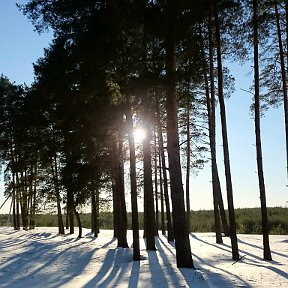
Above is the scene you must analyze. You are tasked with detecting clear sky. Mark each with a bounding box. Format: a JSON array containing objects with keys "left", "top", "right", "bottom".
[{"left": 0, "top": 0, "right": 287, "bottom": 214}]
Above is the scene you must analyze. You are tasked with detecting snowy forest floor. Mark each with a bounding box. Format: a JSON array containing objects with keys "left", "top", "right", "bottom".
[{"left": 0, "top": 227, "right": 287, "bottom": 287}]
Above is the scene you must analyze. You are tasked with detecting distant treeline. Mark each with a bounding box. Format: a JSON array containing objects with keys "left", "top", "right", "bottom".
[{"left": 0, "top": 207, "right": 287, "bottom": 235}]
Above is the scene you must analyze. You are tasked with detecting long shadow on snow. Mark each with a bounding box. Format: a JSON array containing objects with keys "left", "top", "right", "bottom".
[
  {"left": 237, "top": 237, "right": 288, "bottom": 259},
  {"left": 0, "top": 233, "right": 115, "bottom": 288},
  {"left": 208, "top": 236, "right": 285, "bottom": 265},
  {"left": 148, "top": 249, "right": 174, "bottom": 288},
  {"left": 1, "top": 239, "right": 92, "bottom": 287},
  {"left": 190, "top": 234, "right": 251, "bottom": 287},
  {"left": 156, "top": 237, "right": 209, "bottom": 287},
  {"left": 161, "top": 233, "right": 251, "bottom": 287},
  {"left": 82, "top": 247, "right": 136, "bottom": 288},
  {"left": 0, "top": 232, "right": 75, "bottom": 268},
  {"left": 190, "top": 233, "right": 288, "bottom": 287},
  {"left": 190, "top": 234, "right": 264, "bottom": 264}
]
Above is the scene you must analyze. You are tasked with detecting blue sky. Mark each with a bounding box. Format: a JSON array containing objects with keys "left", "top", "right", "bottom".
[
  {"left": 0, "top": 0, "right": 287, "bottom": 214},
  {"left": 0, "top": 0, "right": 53, "bottom": 85}
]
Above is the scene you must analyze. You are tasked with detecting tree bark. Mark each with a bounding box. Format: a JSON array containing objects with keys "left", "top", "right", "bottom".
[
  {"left": 156, "top": 94, "right": 174, "bottom": 241},
  {"left": 112, "top": 135, "right": 129, "bottom": 248},
  {"left": 112, "top": 175, "right": 118, "bottom": 238},
  {"left": 91, "top": 185, "right": 100, "bottom": 237},
  {"left": 29, "top": 167, "right": 37, "bottom": 230},
  {"left": 185, "top": 102, "right": 191, "bottom": 232},
  {"left": 91, "top": 188, "right": 97, "bottom": 236},
  {"left": 253, "top": 0, "right": 272, "bottom": 260},
  {"left": 158, "top": 152, "right": 166, "bottom": 235},
  {"left": 52, "top": 153, "right": 64, "bottom": 235},
  {"left": 202, "top": 32, "right": 222, "bottom": 243},
  {"left": 143, "top": 127, "right": 157, "bottom": 250},
  {"left": 95, "top": 186, "right": 100, "bottom": 236},
  {"left": 165, "top": 6, "right": 194, "bottom": 267},
  {"left": 154, "top": 129, "right": 159, "bottom": 235},
  {"left": 127, "top": 108, "right": 141, "bottom": 261},
  {"left": 213, "top": 2, "right": 239, "bottom": 259},
  {"left": 74, "top": 208, "right": 82, "bottom": 238},
  {"left": 67, "top": 188, "right": 74, "bottom": 235}
]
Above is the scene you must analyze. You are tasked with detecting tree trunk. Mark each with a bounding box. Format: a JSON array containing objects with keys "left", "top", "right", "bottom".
[
  {"left": 12, "top": 188, "right": 17, "bottom": 230},
  {"left": 29, "top": 169, "right": 37, "bottom": 230},
  {"left": 159, "top": 153, "right": 166, "bottom": 235},
  {"left": 202, "top": 32, "right": 222, "bottom": 243},
  {"left": 91, "top": 189, "right": 96, "bottom": 234},
  {"left": 207, "top": 20, "right": 230, "bottom": 237},
  {"left": 253, "top": 0, "right": 272, "bottom": 260},
  {"left": 65, "top": 207, "right": 69, "bottom": 230},
  {"left": 16, "top": 188, "right": 20, "bottom": 230},
  {"left": 112, "top": 176, "right": 118, "bottom": 238},
  {"left": 165, "top": 8, "right": 194, "bottom": 268},
  {"left": 156, "top": 94, "right": 174, "bottom": 241},
  {"left": 52, "top": 153, "right": 64, "bottom": 235},
  {"left": 74, "top": 208, "right": 82, "bottom": 238},
  {"left": 16, "top": 171, "right": 28, "bottom": 231},
  {"left": 91, "top": 186, "right": 99, "bottom": 237},
  {"left": 113, "top": 136, "right": 129, "bottom": 248},
  {"left": 127, "top": 108, "right": 140, "bottom": 261},
  {"left": 213, "top": 2, "right": 239, "bottom": 259},
  {"left": 154, "top": 129, "right": 159, "bottom": 236},
  {"left": 95, "top": 187, "right": 100, "bottom": 236},
  {"left": 285, "top": 2, "right": 288, "bottom": 177},
  {"left": 185, "top": 102, "right": 191, "bottom": 232},
  {"left": 141, "top": 19, "right": 157, "bottom": 248},
  {"left": 67, "top": 188, "right": 74, "bottom": 234},
  {"left": 12, "top": 172, "right": 18, "bottom": 230},
  {"left": 143, "top": 127, "right": 157, "bottom": 250}
]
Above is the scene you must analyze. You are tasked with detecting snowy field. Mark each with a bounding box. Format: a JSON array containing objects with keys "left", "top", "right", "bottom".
[{"left": 0, "top": 227, "right": 287, "bottom": 287}]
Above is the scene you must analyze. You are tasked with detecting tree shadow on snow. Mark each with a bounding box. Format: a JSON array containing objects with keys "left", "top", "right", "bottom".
[
  {"left": 82, "top": 248, "right": 137, "bottom": 288},
  {"left": 189, "top": 233, "right": 252, "bottom": 287},
  {"left": 0, "top": 234, "right": 117, "bottom": 288},
  {"left": 237, "top": 238, "right": 288, "bottom": 259},
  {"left": 148, "top": 248, "right": 177, "bottom": 288},
  {"left": 155, "top": 237, "right": 209, "bottom": 287}
]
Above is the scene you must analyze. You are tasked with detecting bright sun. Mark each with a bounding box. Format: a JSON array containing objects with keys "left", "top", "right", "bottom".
[{"left": 133, "top": 128, "right": 146, "bottom": 142}]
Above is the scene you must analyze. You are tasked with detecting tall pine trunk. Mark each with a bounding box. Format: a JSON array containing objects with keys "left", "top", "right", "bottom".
[
  {"left": 29, "top": 168, "right": 37, "bottom": 230},
  {"left": 213, "top": 2, "right": 239, "bottom": 259},
  {"left": 52, "top": 153, "right": 64, "bottom": 235},
  {"left": 143, "top": 127, "right": 157, "bottom": 250},
  {"left": 67, "top": 188, "right": 74, "bottom": 234},
  {"left": 12, "top": 185, "right": 17, "bottom": 230},
  {"left": 185, "top": 102, "right": 191, "bottom": 232},
  {"left": 253, "top": 0, "right": 272, "bottom": 261},
  {"left": 165, "top": 5, "right": 194, "bottom": 267},
  {"left": 127, "top": 108, "right": 140, "bottom": 261},
  {"left": 156, "top": 94, "right": 174, "bottom": 241},
  {"left": 112, "top": 136, "right": 129, "bottom": 248},
  {"left": 202, "top": 37, "right": 222, "bottom": 244},
  {"left": 91, "top": 183, "right": 100, "bottom": 237},
  {"left": 91, "top": 189, "right": 97, "bottom": 235},
  {"left": 12, "top": 172, "right": 18, "bottom": 230},
  {"left": 154, "top": 129, "right": 159, "bottom": 235},
  {"left": 283, "top": 1, "right": 288, "bottom": 176},
  {"left": 74, "top": 208, "right": 82, "bottom": 238},
  {"left": 141, "top": 20, "right": 156, "bottom": 249},
  {"left": 207, "top": 21, "right": 230, "bottom": 237},
  {"left": 159, "top": 152, "right": 166, "bottom": 235}
]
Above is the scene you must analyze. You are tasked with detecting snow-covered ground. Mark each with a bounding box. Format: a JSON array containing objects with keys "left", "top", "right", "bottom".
[{"left": 0, "top": 227, "right": 287, "bottom": 287}]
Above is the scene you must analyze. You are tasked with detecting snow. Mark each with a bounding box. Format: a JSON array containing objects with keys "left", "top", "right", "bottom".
[{"left": 0, "top": 227, "right": 287, "bottom": 287}]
